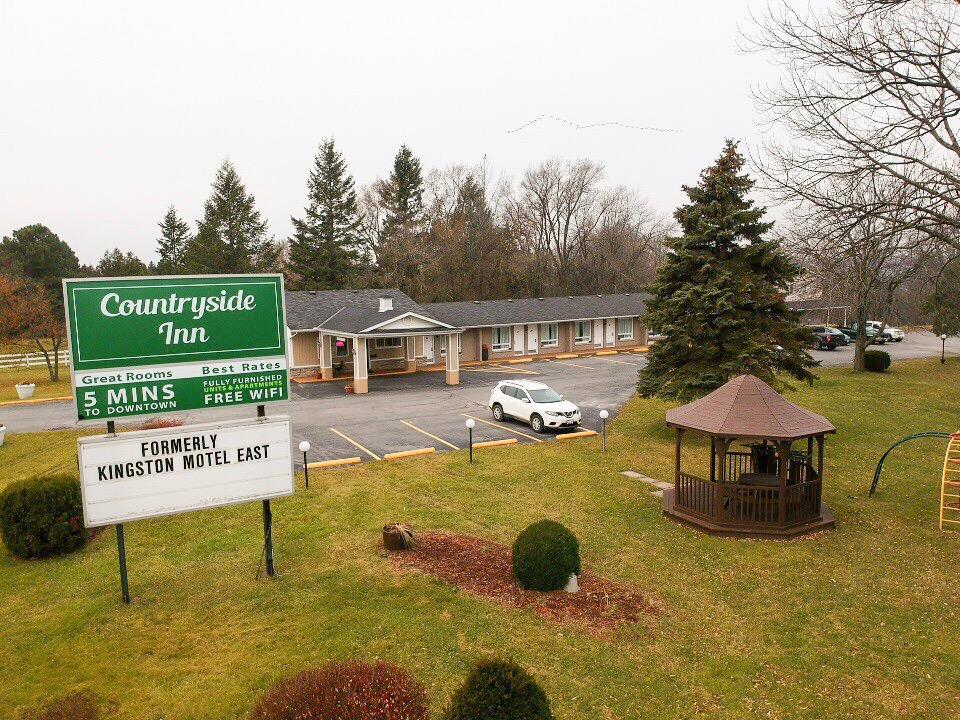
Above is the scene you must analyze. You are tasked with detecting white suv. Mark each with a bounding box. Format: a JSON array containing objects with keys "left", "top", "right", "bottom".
[{"left": 488, "top": 379, "right": 581, "bottom": 433}]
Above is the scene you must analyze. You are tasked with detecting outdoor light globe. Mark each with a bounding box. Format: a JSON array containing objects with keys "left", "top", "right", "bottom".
[
  {"left": 465, "top": 418, "right": 476, "bottom": 429},
  {"left": 942, "top": 334, "right": 948, "bottom": 340},
  {"left": 298, "top": 441, "right": 311, "bottom": 453},
  {"left": 599, "top": 409, "right": 609, "bottom": 420}
]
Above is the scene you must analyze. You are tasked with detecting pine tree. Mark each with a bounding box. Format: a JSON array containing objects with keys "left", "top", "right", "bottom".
[
  {"left": 379, "top": 144, "right": 424, "bottom": 237},
  {"left": 156, "top": 206, "right": 191, "bottom": 274},
  {"left": 287, "top": 139, "right": 365, "bottom": 289},
  {"left": 637, "top": 140, "right": 815, "bottom": 400},
  {"left": 182, "top": 160, "right": 277, "bottom": 274}
]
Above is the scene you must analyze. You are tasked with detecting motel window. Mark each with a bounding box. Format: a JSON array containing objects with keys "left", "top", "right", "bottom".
[
  {"left": 574, "top": 321, "right": 592, "bottom": 344},
  {"left": 540, "top": 323, "right": 559, "bottom": 347},
  {"left": 375, "top": 337, "right": 403, "bottom": 349},
  {"left": 492, "top": 326, "right": 512, "bottom": 351},
  {"left": 616, "top": 318, "right": 634, "bottom": 341},
  {"left": 439, "top": 334, "right": 461, "bottom": 356}
]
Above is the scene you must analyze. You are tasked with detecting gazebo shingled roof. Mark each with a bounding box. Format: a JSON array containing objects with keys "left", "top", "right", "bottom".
[{"left": 665, "top": 374, "right": 836, "bottom": 441}]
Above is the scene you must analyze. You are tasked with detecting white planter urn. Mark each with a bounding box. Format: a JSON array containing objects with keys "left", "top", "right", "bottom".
[
  {"left": 0, "top": 425, "right": 6, "bottom": 447},
  {"left": 15, "top": 383, "right": 36, "bottom": 400},
  {"left": 564, "top": 573, "right": 579, "bottom": 594}
]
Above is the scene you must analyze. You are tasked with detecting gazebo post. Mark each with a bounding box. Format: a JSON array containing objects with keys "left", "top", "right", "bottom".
[
  {"left": 816, "top": 434, "right": 825, "bottom": 480},
  {"left": 716, "top": 438, "right": 730, "bottom": 483},
  {"left": 777, "top": 440, "right": 791, "bottom": 528},
  {"left": 710, "top": 437, "right": 716, "bottom": 482},
  {"left": 674, "top": 428, "right": 684, "bottom": 489}
]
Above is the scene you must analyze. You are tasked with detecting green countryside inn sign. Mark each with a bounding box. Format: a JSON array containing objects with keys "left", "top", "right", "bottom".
[{"left": 63, "top": 275, "right": 289, "bottom": 421}]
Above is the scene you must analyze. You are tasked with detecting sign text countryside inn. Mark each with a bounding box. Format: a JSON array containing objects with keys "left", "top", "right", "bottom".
[{"left": 63, "top": 275, "right": 289, "bottom": 421}]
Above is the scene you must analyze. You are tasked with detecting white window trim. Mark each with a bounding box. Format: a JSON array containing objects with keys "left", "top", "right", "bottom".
[
  {"left": 617, "top": 318, "right": 634, "bottom": 341},
  {"left": 491, "top": 325, "right": 512, "bottom": 352},
  {"left": 374, "top": 337, "right": 403, "bottom": 349},
  {"left": 540, "top": 322, "right": 559, "bottom": 348},
  {"left": 574, "top": 321, "right": 592, "bottom": 345},
  {"left": 439, "top": 334, "right": 462, "bottom": 356}
]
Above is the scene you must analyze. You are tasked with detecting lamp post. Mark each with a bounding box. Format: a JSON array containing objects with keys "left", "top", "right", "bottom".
[
  {"left": 299, "top": 440, "right": 311, "bottom": 489},
  {"left": 465, "top": 418, "right": 475, "bottom": 463},
  {"left": 941, "top": 333, "right": 948, "bottom": 364},
  {"left": 599, "top": 409, "right": 609, "bottom": 452}
]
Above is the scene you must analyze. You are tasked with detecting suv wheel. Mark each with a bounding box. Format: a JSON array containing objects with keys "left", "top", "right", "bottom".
[
  {"left": 492, "top": 403, "right": 504, "bottom": 421},
  {"left": 530, "top": 414, "right": 544, "bottom": 433}
]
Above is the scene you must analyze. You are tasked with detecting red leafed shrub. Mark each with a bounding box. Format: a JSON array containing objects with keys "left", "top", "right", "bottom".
[
  {"left": 249, "top": 661, "right": 429, "bottom": 720},
  {"left": 25, "top": 691, "right": 99, "bottom": 720},
  {"left": 139, "top": 417, "right": 184, "bottom": 430}
]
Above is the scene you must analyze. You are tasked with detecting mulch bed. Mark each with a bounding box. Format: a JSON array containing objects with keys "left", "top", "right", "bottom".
[{"left": 387, "top": 531, "right": 659, "bottom": 632}]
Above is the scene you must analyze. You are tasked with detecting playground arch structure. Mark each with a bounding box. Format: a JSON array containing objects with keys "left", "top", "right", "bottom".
[{"left": 869, "top": 431, "right": 960, "bottom": 531}]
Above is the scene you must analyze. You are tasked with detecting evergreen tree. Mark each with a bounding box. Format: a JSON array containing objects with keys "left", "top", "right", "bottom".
[
  {"left": 182, "top": 160, "right": 277, "bottom": 273},
  {"left": 156, "top": 206, "right": 191, "bottom": 274},
  {"left": 637, "top": 140, "right": 815, "bottom": 400},
  {"left": 379, "top": 144, "right": 424, "bottom": 237},
  {"left": 287, "top": 139, "right": 365, "bottom": 289},
  {"left": 0, "top": 224, "right": 79, "bottom": 297},
  {"left": 96, "top": 248, "right": 149, "bottom": 277}
]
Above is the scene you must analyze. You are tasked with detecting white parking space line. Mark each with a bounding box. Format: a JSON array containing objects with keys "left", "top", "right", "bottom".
[
  {"left": 461, "top": 413, "right": 544, "bottom": 443},
  {"left": 400, "top": 419, "right": 460, "bottom": 450},
  {"left": 328, "top": 427, "right": 381, "bottom": 461}
]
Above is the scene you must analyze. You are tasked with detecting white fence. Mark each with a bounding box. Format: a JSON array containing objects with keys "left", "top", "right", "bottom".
[{"left": 0, "top": 351, "right": 71, "bottom": 369}]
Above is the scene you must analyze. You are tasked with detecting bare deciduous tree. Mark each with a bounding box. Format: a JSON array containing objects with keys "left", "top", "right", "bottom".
[{"left": 747, "top": 0, "right": 960, "bottom": 249}]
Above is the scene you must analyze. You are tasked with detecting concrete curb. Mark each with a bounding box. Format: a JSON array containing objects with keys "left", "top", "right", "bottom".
[
  {"left": 473, "top": 438, "right": 519, "bottom": 449},
  {"left": 307, "top": 457, "right": 362, "bottom": 469},
  {"left": 556, "top": 430, "right": 598, "bottom": 440},
  {"left": 0, "top": 395, "right": 72, "bottom": 407},
  {"left": 384, "top": 447, "right": 436, "bottom": 461}
]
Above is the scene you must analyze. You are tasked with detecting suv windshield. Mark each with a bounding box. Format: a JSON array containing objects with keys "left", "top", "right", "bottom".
[{"left": 528, "top": 388, "right": 562, "bottom": 403}]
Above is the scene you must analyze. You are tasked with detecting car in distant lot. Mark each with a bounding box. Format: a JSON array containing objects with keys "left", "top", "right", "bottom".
[
  {"left": 806, "top": 325, "right": 846, "bottom": 351},
  {"left": 488, "top": 379, "right": 581, "bottom": 433},
  {"left": 884, "top": 325, "right": 905, "bottom": 342},
  {"left": 648, "top": 330, "right": 667, "bottom": 342},
  {"left": 827, "top": 327, "right": 850, "bottom": 346},
  {"left": 839, "top": 321, "right": 887, "bottom": 345}
]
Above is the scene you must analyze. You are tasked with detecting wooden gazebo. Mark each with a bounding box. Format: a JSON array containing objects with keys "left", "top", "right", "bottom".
[{"left": 661, "top": 375, "right": 836, "bottom": 538}]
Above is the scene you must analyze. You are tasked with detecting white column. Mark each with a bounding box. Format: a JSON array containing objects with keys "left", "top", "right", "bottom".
[
  {"left": 319, "top": 333, "right": 333, "bottom": 380},
  {"left": 445, "top": 332, "right": 460, "bottom": 385},
  {"left": 405, "top": 335, "right": 417, "bottom": 372},
  {"left": 354, "top": 337, "right": 368, "bottom": 393}
]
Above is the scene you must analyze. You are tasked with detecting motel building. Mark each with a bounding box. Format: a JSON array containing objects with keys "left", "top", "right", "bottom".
[{"left": 285, "top": 289, "right": 648, "bottom": 393}]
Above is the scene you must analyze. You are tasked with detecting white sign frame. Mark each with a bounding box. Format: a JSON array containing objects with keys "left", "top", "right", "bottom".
[{"left": 77, "top": 415, "right": 294, "bottom": 528}]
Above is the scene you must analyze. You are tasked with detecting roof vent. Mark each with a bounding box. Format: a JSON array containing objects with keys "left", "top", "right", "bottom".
[{"left": 379, "top": 296, "right": 394, "bottom": 312}]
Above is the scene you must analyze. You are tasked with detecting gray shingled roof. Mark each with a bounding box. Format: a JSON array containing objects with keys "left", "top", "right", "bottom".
[
  {"left": 422, "top": 293, "right": 647, "bottom": 328},
  {"left": 285, "top": 289, "right": 445, "bottom": 333}
]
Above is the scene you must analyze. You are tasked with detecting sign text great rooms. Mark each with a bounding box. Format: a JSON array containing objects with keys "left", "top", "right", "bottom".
[{"left": 63, "top": 275, "right": 289, "bottom": 421}]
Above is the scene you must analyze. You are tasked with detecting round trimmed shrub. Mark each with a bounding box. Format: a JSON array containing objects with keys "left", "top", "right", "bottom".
[
  {"left": 444, "top": 659, "right": 553, "bottom": 720},
  {"left": 864, "top": 350, "right": 892, "bottom": 373},
  {"left": 249, "top": 660, "right": 429, "bottom": 720},
  {"left": 511, "top": 520, "right": 580, "bottom": 592},
  {"left": 0, "top": 474, "right": 87, "bottom": 559}
]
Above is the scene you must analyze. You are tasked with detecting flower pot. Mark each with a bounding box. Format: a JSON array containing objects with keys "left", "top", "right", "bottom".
[
  {"left": 481, "top": 347, "right": 490, "bottom": 361},
  {"left": 564, "top": 573, "right": 579, "bottom": 594},
  {"left": 345, "top": 384, "right": 354, "bottom": 394},
  {"left": 383, "top": 523, "right": 415, "bottom": 551},
  {"left": 15, "top": 383, "right": 36, "bottom": 400},
  {"left": 0, "top": 425, "right": 6, "bottom": 447}
]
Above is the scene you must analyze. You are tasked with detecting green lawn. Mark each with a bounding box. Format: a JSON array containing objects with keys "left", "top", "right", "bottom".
[
  {"left": 1, "top": 359, "right": 959, "bottom": 719},
  {"left": 0, "top": 364, "right": 72, "bottom": 404}
]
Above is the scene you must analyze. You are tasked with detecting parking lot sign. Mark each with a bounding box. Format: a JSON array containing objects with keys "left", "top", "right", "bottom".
[{"left": 63, "top": 274, "right": 289, "bottom": 421}]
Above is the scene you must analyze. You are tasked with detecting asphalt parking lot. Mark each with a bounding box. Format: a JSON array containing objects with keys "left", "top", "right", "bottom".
[
  {"left": 808, "top": 330, "right": 960, "bottom": 367},
  {"left": 2, "top": 352, "right": 645, "bottom": 465}
]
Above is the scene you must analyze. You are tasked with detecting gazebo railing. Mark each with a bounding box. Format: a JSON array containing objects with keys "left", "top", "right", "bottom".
[
  {"left": 675, "top": 471, "right": 822, "bottom": 528},
  {"left": 721, "top": 451, "right": 814, "bottom": 484}
]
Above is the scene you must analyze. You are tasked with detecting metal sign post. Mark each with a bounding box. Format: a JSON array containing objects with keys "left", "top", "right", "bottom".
[{"left": 466, "top": 418, "right": 475, "bottom": 463}]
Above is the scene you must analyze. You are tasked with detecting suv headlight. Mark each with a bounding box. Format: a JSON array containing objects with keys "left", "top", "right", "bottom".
[{"left": 545, "top": 411, "right": 562, "bottom": 416}]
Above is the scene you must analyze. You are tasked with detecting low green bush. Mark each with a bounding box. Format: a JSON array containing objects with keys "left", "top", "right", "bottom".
[
  {"left": 249, "top": 660, "right": 429, "bottom": 720},
  {"left": 0, "top": 474, "right": 87, "bottom": 559},
  {"left": 864, "top": 350, "right": 892, "bottom": 373},
  {"left": 511, "top": 519, "right": 580, "bottom": 592},
  {"left": 444, "top": 659, "right": 553, "bottom": 720}
]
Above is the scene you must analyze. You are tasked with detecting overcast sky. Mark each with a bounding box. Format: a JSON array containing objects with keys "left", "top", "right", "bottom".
[{"left": 0, "top": 0, "right": 779, "bottom": 265}]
